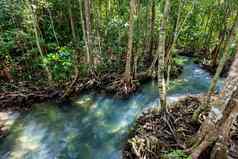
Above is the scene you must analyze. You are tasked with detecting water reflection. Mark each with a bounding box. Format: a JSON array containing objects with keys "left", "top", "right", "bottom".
[{"left": 0, "top": 58, "right": 223, "bottom": 159}]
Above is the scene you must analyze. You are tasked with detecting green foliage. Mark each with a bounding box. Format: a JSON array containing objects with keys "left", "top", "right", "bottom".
[
  {"left": 174, "top": 56, "right": 188, "bottom": 66},
  {"left": 229, "top": 41, "right": 238, "bottom": 57},
  {"left": 1, "top": 0, "right": 238, "bottom": 84},
  {"left": 0, "top": 29, "right": 30, "bottom": 58},
  {"left": 43, "top": 47, "right": 74, "bottom": 81},
  {"left": 163, "top": 150, "right": 192, "bottom": 159}
]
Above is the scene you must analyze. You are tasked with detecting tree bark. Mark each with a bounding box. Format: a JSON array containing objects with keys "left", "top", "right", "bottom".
[
  {"left": 156, "top": 0, "right": 170, "bottom": 110},
  {"left": 124, "top": 0, "right": 137, "bottom": 80},
  {"left": 190, "top": 51, "right": 238, "bottom": 159},
  {"left": 79, "top": 0, "right": 90, "bottom": 65},
  {"left": 83, "top": 0, "right": 93, "bottom": 65},
  {"left": 149, "top": 0, "right": 156, "bottom": 55}
]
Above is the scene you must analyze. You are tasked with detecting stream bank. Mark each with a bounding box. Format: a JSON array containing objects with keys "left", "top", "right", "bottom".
[
  {"left": 122, "top": 96, "right": 238, "bottom": 159},
  {"left": 0, "top": 57, "right": 224, "bottom": 159},
  {"left": 0, "top": 64, "right": 182, "bottom": 141},
  {"left": 0, "top": 62, "right": 183, "bottom": 112}
]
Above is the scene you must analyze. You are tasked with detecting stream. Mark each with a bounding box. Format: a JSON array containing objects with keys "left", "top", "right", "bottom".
[{"left": 0, "top": 58, "right": 223, "bottom": 159}]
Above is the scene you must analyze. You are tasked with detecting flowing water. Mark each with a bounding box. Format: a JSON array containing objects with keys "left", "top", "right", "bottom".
[{"left": 0, "top": 58, "right": 223, "bottom": 159}]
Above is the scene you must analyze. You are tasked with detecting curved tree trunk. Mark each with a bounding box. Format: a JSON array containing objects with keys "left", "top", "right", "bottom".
[
  {"left": 190, "top": 51, "right": 238, "bottom": 159},
  {"left": 193, "top": 13, "right": 238, "bottom": 121}
]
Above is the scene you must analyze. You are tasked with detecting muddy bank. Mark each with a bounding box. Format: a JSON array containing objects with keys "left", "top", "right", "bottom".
[
  {"left": 0, "top": 63, "right": 183, "bottom": 111},
  {"left": 123, "top": 96, "right": 238, "bottom": 159},
  {"left": 0, "top": 82, "right": 63, "bottom": 112}
]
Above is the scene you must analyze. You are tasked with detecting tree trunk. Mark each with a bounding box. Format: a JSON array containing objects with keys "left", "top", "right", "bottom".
[
  {"left": 165, "top": 1, "right": 194, "bottom": 86},
  {"left": 124, "top": 0, "right": 136, "bottom": 80},
  {"left": 190, "top": 51, "right": 238, "bottom": 159},
  {"left": 67, "top": 0, "right": 77, "bottom": 46},
  {"left": 27, "top": 0, "right": 53, "bottom": 83},
  {"left": 165, "top": 0, "right": 182, "bottom": 86},
  {"left": 83, "top": 0, "right": 93, "bottom": 65},
  {"left": 47, "top": 8, "right": 59, "bottom": 46},
  {"left": 156, "top": 0, "right": 170, "bottom": 110},
  {"left": 211, "top": 31, "right": 225, "bottom": 68},
  {"left": 149, "top": 0, "right": 156, "bottom": 55},
  {"left": 79, "top": 0, "right": 90, "bottom": 65},
  {"left": 148, "top": 0, "right": 194, "bottom": 76},
  {"left": 95, "top": 4, "right": 102, "bottom": 57}
]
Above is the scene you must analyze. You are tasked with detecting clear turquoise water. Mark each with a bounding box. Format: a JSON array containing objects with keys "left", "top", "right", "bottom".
[{"left": 0, "top": 58, "right": 223, "bottom": 159}]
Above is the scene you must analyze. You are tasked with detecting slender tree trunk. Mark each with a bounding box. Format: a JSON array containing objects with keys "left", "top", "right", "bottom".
[
  {"left": 211, "top": 31, "right": 225, "bottom": 68},
  {"left": 27, "top": 0, "right": 52, "bottom": 83},
  {"left": 210, "top": 9, "right": 228, "bottom": 67},
  {"left": 83, "top": 0, "right": 93, "bottom": 66},
  {"left": 67, "top": 0, "right": 77, "bottom": 46},
  {"left": 142, "top": 0, "right": 151, "bottom": 56},
  {"left": 79, "top": 0, "right": 90, "bottom": 65},
  {"left": 190, "top": 51, "right": 238, "bottom": 159},
  {"left": 148, "top": 0, "right": 194, "bottom": 75},
  {"left": 165, "top": 0, "right": 182, "bottom": 86},
  {"left": 47, "top": 8, "right": 59, "bottom": 46},
  {"left": 165, "top": 1, "right": 194, "bottom": 85},
  {"left": 124, "top": 0, "right": 136, "bottom": 80},
  {"left": 193, "top": 13, "right": 238, "bottom": 120},
  {"left": 95, "top": 4, "right": 102, "bottom": 56},
  {"left": 133, "top": 1, "right": 141, "bottom": 78},
  {"left": 201, "top": 12, "right": 212, "bottom": 49},
  {"left": 149, "top": 0, "right": 156, "bottom": 55},
  {"left": 156, "top": 0, "right": 170, "bottom": 110}
]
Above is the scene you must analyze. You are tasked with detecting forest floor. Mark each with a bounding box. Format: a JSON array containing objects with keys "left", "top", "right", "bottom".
[{"left": 123, "top": 96, "right": 238, "bottom": 159}]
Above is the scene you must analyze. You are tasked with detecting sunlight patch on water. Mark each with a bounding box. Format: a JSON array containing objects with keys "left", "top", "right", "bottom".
[
  {"left": 0, "top": 59, "right": 224, "bottom": 159},
  {"left": 9, "top": 122, "right": 47, "bottom": 159}
]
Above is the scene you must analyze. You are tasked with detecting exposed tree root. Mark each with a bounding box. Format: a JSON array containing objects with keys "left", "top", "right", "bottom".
[
  {"left": 123, "top": 96, "right": 238, "bottom": 159},
  {"left": 0, "top": 82, "right": 62, "bottom": 112}
]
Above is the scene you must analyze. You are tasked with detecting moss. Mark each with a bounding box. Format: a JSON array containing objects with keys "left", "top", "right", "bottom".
[{"left": 162, "top": 150, "right": 192, "bottom": 159}]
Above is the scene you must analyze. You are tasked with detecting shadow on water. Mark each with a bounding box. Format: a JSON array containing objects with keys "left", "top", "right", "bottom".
[{"left": 0, "top": 58, "right": 223, "bottom": 159}]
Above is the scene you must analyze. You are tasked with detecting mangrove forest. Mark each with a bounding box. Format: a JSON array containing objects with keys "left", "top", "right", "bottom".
[{"left": 0, "top": 0, "right": 238, "bottom": 159}]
